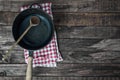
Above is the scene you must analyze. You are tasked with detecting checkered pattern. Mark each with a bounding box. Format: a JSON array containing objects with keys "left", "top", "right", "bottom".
[
  {"left": 20, "top": 3, "right": 63, "bottom": 67},
  {"left": 20, "top": 3, "right": 53, "bottom": 19}
]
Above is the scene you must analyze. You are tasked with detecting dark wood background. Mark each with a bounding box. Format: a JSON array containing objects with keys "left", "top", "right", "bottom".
[{"left": 0, "top": 0, "right": 120, "bottom": 80}]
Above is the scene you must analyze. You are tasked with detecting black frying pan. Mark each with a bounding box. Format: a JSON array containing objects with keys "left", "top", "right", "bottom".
[
  {"left": 12, "top": 7, "right": 54, "bottom": 50},
  {"left": 12, "top": 4, "right": 54, "bottom": 80}
]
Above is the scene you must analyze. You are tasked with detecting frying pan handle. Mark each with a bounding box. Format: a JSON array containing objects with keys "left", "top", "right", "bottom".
[
  {"left": 29, "top": 3, "right": 42, "bottom": 9},
  {"left": 26, "top": 57, "right": 33, "bottom": 80}
]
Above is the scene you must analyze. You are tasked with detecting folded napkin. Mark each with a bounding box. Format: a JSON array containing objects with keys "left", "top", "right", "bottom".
[{"left": 20, "top": 3, "right": 63, "bottom": 67}]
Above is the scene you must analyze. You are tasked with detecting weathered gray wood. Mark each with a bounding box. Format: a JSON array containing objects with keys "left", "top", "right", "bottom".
[
  {"left": 53, "top": 12, "right": 120, "bottom": 26},
  {"left": 0, "top": 63, "right": 119, "bottom": 77},
  {"left": 0, "top": 12, "right": 17, "bottom": 25},
  {"left": 67, "top": 51, "right": 120, "bottom": 63},
  {"left": 0, "top": 0, "right": 120, "bottom": 12},
  {"left": 14, "top": 51, "right": 120, "bottom": 63},
  {"left": 0, "top": 0, "right": 120, "bottom": 79},
  {"left": 2, "top": 38, "right": 120, "bottom": 50},
  {"left": 0, "top": 38, "right": 120, "bottom": 63},
  {"left": 1, "top": 25, "right": 120, "bottom": 63},
  {"left": 56, "top": 26, "right": 120, "bottom": 39},
  {"left": 0, "top": 77, "right": 25, "bottom": 80},
  {"left": 0, "top": 12, "right": 120, "bottom": 26},
  {"left": 59, "top": 39, "right": 120, "bottom": 51},
  {"left": 1, "top": 48, "right": 120, "bottom": 63},
  {"left": 0, "top": 25, "right": 120, "bottom": 39},
  {"left": 1, "top": 36, "right": 120, "bottom": 52},
  {"left": 0, "top": 76, "right": 120, "bottom": 80},
  {"left": 1, "top": 26, "right": 120, "bottom": 50}
]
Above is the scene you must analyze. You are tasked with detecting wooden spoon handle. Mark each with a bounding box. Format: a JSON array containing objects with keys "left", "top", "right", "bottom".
[{"left": 26, "top": 57, "right": 33, "bottom": 80}]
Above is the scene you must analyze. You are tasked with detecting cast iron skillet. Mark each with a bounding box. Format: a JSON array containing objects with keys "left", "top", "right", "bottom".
[
  {"left": 12, "top": 4, "right": 54, "bottom": 80},
  {"left": 12, "top": 5, "right": 54, "bottom": 50}
]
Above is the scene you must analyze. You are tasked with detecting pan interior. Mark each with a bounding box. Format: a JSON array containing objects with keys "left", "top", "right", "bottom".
[{"left": 18, "top": 14, "right": 52, "bottom": 50}]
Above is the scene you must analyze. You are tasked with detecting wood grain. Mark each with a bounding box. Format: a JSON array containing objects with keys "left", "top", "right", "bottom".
[
  {"left": 56, "top": 26, "right": 120, "bottom": 39},
  {"left": 0, "top": 25, "right": 120, "bottom": 39},
  {"left": 0, "top": 0, "right": 120, "bottom": 79},
  {"left": 0, "top": 77, "right": 120, "bottom": 80},
  {"left": 9, "top": 50, "right": 120, "bottom": 63},
  {"left": 0, "top": 25, "right": 120, "bottom": 63},
  {"left": 53, "top": 12, "right": 120, "bottom": 26},
  {"left": 0, "top": 0, "right": 120, "bottom": 12},
  {"left": 0, "top": 11, "right": 120, "bottom": 26},
  {"left": 0, "top": 63, "right": 119, "bottom": 77},
  {"left": 1, "top": 38, "right": 120, "bottom": 51},
  {"left": 1, "top": 39, "right": 120, "bottom": 64}
]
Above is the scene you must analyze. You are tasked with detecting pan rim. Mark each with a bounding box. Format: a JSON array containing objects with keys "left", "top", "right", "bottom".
[{"left": 12, "top": 8, "right": 54, "bottom": 50}]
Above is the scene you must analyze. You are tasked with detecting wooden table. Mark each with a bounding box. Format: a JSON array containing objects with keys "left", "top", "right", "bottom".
[{"left": 0, "top": 0, "right": 120, "bottom": 80}]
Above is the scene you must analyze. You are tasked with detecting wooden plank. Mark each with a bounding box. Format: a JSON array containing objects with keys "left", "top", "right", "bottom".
[
  {"left": 56, "top": 26, "right": 120, "bottom": 39},
  {"left": 2, "top": 39, "right": 102, "bottom": 51},
  {"left": 0, "top": 0, "right": 120, "bottom": 12},
  {"left": 9, "top": 50, "right": 120, "bottom": 63},
  {"left": 0, "top": 26, "right": 120, "bottom": 39},
  {"left": 53, "top": 12, "right": 120, "bottom": 26},
  {"left": 1, "top": 34, "right": 120, "bottom": 52},
  {"left": 66, "top": 51, "right": 120, "bottom": 63},
  {"left": 1, "top": 47, "right": 120, "bottom": 63},
  {"left": 58, "top": 39, "right": 120, "bottom": 51},
  {"left": 0, "top": 11, "right": 120, "bottom": 26},
  {"left": 0, "top": 63, "right": 119, "bottom": 77},
  {"left": 0, "top": 77, "right": 120, "bottom": 80},
  {"left": 0, "top": 38, "right": 112, "bottom": 50},
  {"left": 0, "top": 25, "right": 120, "bottom": 39}
]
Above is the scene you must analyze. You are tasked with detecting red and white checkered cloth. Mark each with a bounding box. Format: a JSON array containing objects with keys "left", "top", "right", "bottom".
[{"left": 20, "top": 3, "right": 63, "bottom": 67}]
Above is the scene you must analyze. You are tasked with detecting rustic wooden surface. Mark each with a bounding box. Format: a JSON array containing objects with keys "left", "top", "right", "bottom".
[
  {"left": 0, "top": 0, "right": 120, "bottom": 80},
  {"left": 0, "top": 77, "right": 120, "bottom": 80}
]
